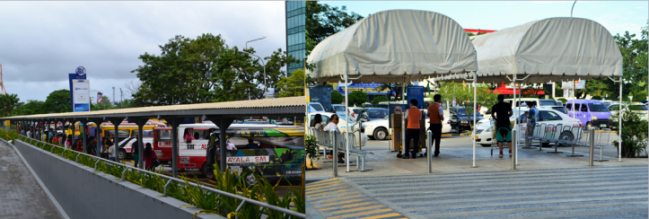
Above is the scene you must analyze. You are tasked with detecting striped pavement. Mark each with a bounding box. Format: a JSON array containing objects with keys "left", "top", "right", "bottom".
[
  {"left": 307, "top": 178, "right": 406, "bottom": 219},
  {"left": 308, "top": 165, "right": 648, "bottom": 219}
]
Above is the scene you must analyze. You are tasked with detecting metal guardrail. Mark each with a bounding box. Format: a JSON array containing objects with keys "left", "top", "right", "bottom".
[
  {"left": 16, "top": 135, "right": 305, "bottom": 218},
  {"left": 309, "top": 128, "right": 372, "bottom": 176}
]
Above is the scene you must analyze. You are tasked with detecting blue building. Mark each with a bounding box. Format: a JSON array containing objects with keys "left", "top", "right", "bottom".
[{"left": 285, "top": 1, "right": 305, "bottom": 77}]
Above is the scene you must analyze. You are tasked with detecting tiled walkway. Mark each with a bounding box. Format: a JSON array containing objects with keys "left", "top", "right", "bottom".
[{"left": 308, "top": 165, "right": 648, "bottom": 219}]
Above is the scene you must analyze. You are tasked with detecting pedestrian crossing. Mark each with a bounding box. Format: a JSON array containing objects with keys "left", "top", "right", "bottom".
[
  {"left": 343, "top": 165, "right": 648, "bottom": 218},
  {"left": 307, "top": 178, "right": 406, "bottom": 219}
]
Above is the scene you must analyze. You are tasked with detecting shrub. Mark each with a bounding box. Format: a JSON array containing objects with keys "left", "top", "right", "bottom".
[
  {"left": 611, "top": 109, "right": 648, "bottom": 158},
  {"left": 348, "top": 91, "right": 368, "bottom": 107},
  {"left": 557, "top": 98, "right": 568, "bottom": 104},
  {"left": 331, "top": 91, "right": 343, "bottom": 105},
  {"left": 372, "top": 96, "right": 389, "bottom": 104}
]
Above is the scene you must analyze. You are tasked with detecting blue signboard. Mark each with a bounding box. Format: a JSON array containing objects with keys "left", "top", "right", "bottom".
[
  {"left": 74, "top": 103, "right": 90, "bottom": 112},
  {"left": 337, "top": 82, "right": 393, "bottom": 95},
  {"left": 407, "top": 86, "right": 425, "bottom": 109}
]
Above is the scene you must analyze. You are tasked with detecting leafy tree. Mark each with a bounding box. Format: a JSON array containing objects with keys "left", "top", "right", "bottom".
[
  {"left": 44, "top": 89, "right": 71, "bottom": 113},
  {"left": 331, "top": 90, "right": 343, "bottom": 104},
  {"left": 305, "top": 1, "right": 364, "bottom": 56},
  {"left": 276, "top": 69, "right": 305, "bottom": 97},
  {"left": 372, "top": 96, "right": 388, "bottom": 104},
  {"left": 132, "top": 34, "right": 296, "bottom": 106},
  {"left": 347, "top": 91, "right": 367, "bottom": 107},
  {"left": 16, "top": 100, "right": 46, "bottom": 115},
  {"left": 0, "top": 94, "right": 20, "bottom": 116},
  {"left": 94, "top": 96, "right": 113, "bottom": 110}
]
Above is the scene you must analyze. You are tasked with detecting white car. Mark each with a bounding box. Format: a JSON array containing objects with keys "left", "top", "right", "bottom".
[
  {"left": 363, "top": 116, "right": 451, "bottom": 140},
  {"left": 474, "top": 108, "right": 582, "bottom": 147},
  {"left": 609, "top": 103, "right": 648, "bottom": 121}
]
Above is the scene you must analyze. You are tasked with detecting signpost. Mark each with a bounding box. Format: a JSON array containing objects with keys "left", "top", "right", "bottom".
[{"left": 69, "top": 66, "right": 90, "bottom": 112}]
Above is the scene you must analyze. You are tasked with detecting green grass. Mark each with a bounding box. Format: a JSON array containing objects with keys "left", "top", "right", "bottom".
[{"left": 6, "top": 131, "right": 305, "bottom": 219}]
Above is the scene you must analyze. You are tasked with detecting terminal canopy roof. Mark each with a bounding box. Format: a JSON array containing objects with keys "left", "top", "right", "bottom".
[
  {"left": 307, "top": 10, "right": 478, "bottom": 83},
  {"left": 433, "top": 17, "right": 623, "bottom": 83}
]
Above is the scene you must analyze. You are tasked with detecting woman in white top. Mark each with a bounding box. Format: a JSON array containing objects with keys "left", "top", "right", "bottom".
[{"left": 311, "top": 114, "right": 324, "bottom": 131}]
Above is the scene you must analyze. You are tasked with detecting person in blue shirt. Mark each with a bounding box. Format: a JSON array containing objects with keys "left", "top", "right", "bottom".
[{"left": 525, "top": 102, "right": 539, "bottom": 147}]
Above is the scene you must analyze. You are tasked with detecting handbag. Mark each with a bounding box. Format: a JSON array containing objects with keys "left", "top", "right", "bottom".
[{"left": 153, "top": 158, "right": 161, "bottom": 167}]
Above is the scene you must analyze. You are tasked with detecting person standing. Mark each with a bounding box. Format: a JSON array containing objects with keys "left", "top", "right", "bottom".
[
  {"left": 65, "top": 135, "right": 72, "bottom": 149},
  {"left": 132, "top": 140, "right": 140, "bottom": 168},
  {"left": 87, "top": 137, "right": 97, "bottom": 155},
  {"left": 311, "top": 114, "right": 324, "bottom": 131},
  {"left": 525, "top": 102, "right": 539, "bottom": 147},
  {"left": 26, "top": 129, "right": 31, "bottom": 139},
  {"left": 143, "top": 143, "right": 158, "bottom": 171},
  {"left": 403, "top": 99, "right": 422, "bottom": 159},
  {"left": 428, "top": 94, "right": 444, "bottom": 157},
  {"left": 491, "top": 95, "right": 514, "bottom": 158},
  {"left": 107, "top": 143, "right": 116, "bottom": 161}
]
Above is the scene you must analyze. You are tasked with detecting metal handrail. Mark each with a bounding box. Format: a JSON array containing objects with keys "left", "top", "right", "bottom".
[{"left": 17, "top": 135, "right": 305, "bottom": 218}]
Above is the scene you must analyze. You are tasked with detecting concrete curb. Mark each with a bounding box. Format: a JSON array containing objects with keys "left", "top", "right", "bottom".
[{"left": 2, "top": 139, "right": 70, "bottom": 219}]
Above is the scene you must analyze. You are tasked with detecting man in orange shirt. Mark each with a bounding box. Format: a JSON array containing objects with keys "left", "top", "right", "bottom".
[
  {"left": 428, "top": 94, "right": 444, "bottom": 157},
  {"left": 403, "top": 99, "right": 422, "bottom": 159}
]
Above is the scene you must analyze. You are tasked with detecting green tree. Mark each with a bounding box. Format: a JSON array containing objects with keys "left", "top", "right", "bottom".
[
  {"left": 276, "top": 69, "right": 305, "bottom": 97},
  {"left": 44, "top": 89, "right": 71, "bottom": 113},
  {"left": 331, "top": 90, "right": 343, "bottom": 104},
  {"left": 306, "top": 1, "right": 364, "bottom": 56},
  {"left": 132, "top": 34, "right": 296, "bottom": 105},
  {"left": 372, "top": 96, "right": 388, "bottom": 104},
  {"left": 0, "top": 94, "right": 20, "bottom": 116},
  {"left": 347, "top": 91, "right": 367, "bottom": 107},
  {"left": 17, "top": 100, "right": 46, "bottom": 115}
]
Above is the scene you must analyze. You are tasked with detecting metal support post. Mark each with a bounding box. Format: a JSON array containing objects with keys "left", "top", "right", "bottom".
[
  {"left": 332, "top": 130, "right": 338, "bottom": 177},
  {"left": 589, "top": 128, "right": 595, "bottom": 166},
  {"left": 171, "top": 118, "right": 179, "bottom": 177},
  {"left": 71, "top": 120, "right": 76, "bottom": 150},
  {"left": 358, "top": 121, "right": 362, "bottom": 151},
  {"left": 82, "top": 122, "right": 87, "bottom": 154},
  {"left": 427, "top": 130, "right": 432, "bottom": 173},
  {"left": 114, "top": 121, "right": 120, "bottom": 163},
  {"left": 512, "top": 129, "right": 517, "bottom": 170},
  {"left": 567, "top": 143, "right": 584, "bottom": 157}
]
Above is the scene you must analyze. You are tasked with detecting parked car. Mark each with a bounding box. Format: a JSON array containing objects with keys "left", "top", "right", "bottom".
[
  {"left": 363, "top": 115, "right": 451, "bottom": 140},
  {"left": 331, "top": 104, "right": 346, "bottom": 114},
  {"left": 565, "top": 100, "right": 612, "bottom": 130},
  {"left": 449, "top": 106, "right": 484, "bottom": 134},
  {"left": 474, "top": 108, "right": 582, "bottom": 147},
  {"left": 308, "top": 102, "right": 326, "bottom": 113},
  {"left": 609, "top": 103, "right": 648, "bottom": 124}
]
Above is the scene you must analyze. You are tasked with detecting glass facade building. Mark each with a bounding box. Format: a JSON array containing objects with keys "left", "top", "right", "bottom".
[{"left": 285, "top": 1, "right": 305, "bottom": 77}]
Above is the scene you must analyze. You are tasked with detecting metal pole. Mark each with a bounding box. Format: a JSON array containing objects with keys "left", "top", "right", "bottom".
[
  {"left": 345, "top": 72, "right": 350, "bottom": 172},
  {"left": 358, "top": 121, "right": 362, "bottom": 150},
  {"left": 401, "top": 79, "right": 406, "bottom": 157},
  {"left": 138, "top": 120, "right": 145, "bottom": 169},
  {"left": 72, "top": 121, "right": 76, "bottom": 151},
  {"left": 589, "top": 128, "right": 595, "bottom": 166},
  {"left": 171, "top": 119, "right": 179, "bottom": 177},
  {"left": 513, "top": 74, "right": 518, "bottom": 165},
  {"left": 332, "top": 130, "right": 338, "bottom": 177},
  {"left": 427, "top": 130, "right": 432, "bottom": 173},
  {"left": 571, "top": 0, "right": 577, "bottom": 17},
  {"left": 114, "top": 121, "right": 120, "bottom": 163},
  {"left": 618, "top": 79, "right": 622, "bottom": 162},
  {"left": 219, "top": 119, "right": 227, "bottom": 173},
  {"left": 512, "top": 129, "right": 517, "bottom": 170},
  {"left": 473, "top": 71, "right": 477, "bottom": 168},
  {"left": 82, "top": 122, "right": 87, "bottom": 154},
  {"left": 516, "top": 80, "right": 521, "bottom": 165}
]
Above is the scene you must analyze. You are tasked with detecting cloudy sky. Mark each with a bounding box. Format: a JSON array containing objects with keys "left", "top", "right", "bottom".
[
  {"left": 325, "top": 1, "right": 648, "bottom": 39},
  {"left": 0, "top": 1, "right": 286, "bottom": 102}
]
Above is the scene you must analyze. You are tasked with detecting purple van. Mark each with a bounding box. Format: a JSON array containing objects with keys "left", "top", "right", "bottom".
[{"left": 565, "top": 100, "right": 612, "bottom": 130}]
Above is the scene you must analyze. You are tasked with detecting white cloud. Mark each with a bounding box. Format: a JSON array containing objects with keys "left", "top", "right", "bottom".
[{"left": 0, "top": 1, "right": 287, "bottom": 101}]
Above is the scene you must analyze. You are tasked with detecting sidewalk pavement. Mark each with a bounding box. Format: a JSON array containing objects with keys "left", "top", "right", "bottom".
[{"left": 306, "top": 145, "right": 648, "bottom": 180}]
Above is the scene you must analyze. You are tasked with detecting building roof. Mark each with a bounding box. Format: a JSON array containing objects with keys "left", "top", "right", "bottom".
[{"left": 4, "top": 96, "right": 305, "bottom": 120}]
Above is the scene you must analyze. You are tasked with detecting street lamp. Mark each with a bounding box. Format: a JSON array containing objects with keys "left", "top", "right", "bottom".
[{"left": 238, "top": 51, "right": 268, "bottom": 99}]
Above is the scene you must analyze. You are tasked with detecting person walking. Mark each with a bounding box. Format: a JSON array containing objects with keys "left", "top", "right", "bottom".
[
  {"left": 143, "top": 143, "right": 158, "bottom": 171},
  {"left": 525, "top": 102, "right": 539, "bottom": 148},
  {"left": 403, "top": 99, "right": 423, "bottom": 159},
  {"left": 428, "top": 94, "right": 444, "bottom": 157},
  {"left": 87, "top": 136, "right": 97, "bottom": 155},
  {"left": 323, "top": 114, "right": 344, "bottom": 163},
  {"left": 65, "top": 135, "right": 72, "bottom": 149},
  {"left": 132, "top": 140, "right": 140, "bottom": 168},
  {"left": 491, "top": 94, "right": 514, "bottom": 158}
]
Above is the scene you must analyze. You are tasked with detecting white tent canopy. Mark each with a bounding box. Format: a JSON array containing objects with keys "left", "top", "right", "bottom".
[
  {"left": 433, "top": 17, "right": 623, "bottom": 83},
  {"left": 307, "top": 9, "right": 477, "bottom": 83}
]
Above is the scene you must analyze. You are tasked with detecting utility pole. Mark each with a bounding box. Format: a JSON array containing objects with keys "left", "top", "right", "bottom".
[
  {"left": 112, "top": 87, "right": 115, "bottom": 107},
  {"left": 120, "top": 88, "right": 123, "bottom": 108}
]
